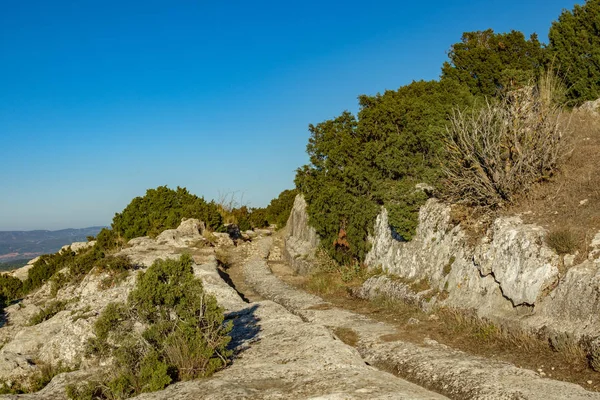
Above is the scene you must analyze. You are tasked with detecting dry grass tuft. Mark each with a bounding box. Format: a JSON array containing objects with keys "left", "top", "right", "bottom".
[{"left": 546, "top": 228, "right": 579, "bottom": 255}]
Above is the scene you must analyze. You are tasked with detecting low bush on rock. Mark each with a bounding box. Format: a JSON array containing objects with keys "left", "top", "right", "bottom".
[
  {"left": 69, "top": 254, "right": 232, "bottom": 399},
  {"left": 0, "top": 361, "right": 73, "bottom": 395},
  {"left": 546, "top": 228, "right": 579, "bottom": 255},
  {"left": 0, "top": 274, "right": 24, "bottom": 308},
  {"left": 28, "top": 299, "right": 70, "bottom": 326}
]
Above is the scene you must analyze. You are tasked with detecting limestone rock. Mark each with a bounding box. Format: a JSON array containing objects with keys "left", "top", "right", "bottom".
[
  {"left": 60, "top": 241, "right": 96, "bottom": 253},
  {"left": 473, "top": 217, "right": 559, "bottom": 306},
  {"left": 156, "top": 218, "right": 204, "bottom": 247},
  {"left": 589, "top": 231, "right": 600, "bottom": 260},
  {"left": 283, "top": 195, "right": 319, "bottom": 275},
  {"left": 580, "top": 98, "right": 600, "bottom": 116},
  {"left": 359, "top": 198, "right": 600, "bottom": 344}
]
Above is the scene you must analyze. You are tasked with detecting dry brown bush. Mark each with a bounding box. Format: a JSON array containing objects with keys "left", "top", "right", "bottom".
[
  {"left": 508, "top": 103, "right": 600, "bottom": 257},
  {"left": 443, "top": 71, "right": 568, "bottom": 208}
]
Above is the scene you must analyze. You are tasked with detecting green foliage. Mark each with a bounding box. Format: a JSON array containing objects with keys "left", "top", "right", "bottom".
[
  {"left": 22, "top": 249, "right": 75, "bottom": 294},
  {"left": 74, "top": 255, "right": 232, "bottom": 399},
  {"left": 95, "top": 228, "right": 121, "bottom": 252},
  {"left": 111, "top": 186, "right": 223, "bottom": 240},
  {"left": 29, "top": 300, "right": 70, "bottom": 325},
  {"left": 296, "top": 80, "right": 473, "bottom": 262},
  {"left": 0, "top": 362, "right": 72, "bottom": 394},
  {"left": 442, "top": 29, "right": 545, "bottom": 97},
  {"left": 0, "top": 259, "right": 29, "bottom": 272},
  {"left": 248, "top": 207, "right": 269, "bottom": 229},
  {"left": 230, "top": 206, "right": 252, "bottom": 231},
  {"left": 22, "top": 244, "right": 135, "bottom": 301},
  {"left": 264, "top": 189, "right": 298, "bottom": 229},
  {"left": 548, "top": 0, "right": 600, "bottom": 103},
  {"left": 0, "top": 274, "right": 23, "bottom": 307}
]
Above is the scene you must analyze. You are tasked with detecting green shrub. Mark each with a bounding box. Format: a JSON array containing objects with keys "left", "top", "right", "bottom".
[
  {"left": 111, "top": 186, "right": 223, "bottom": 240},
  {"left": 95, "top": 228, "right": 122, "bottom": 252},
  {"left": 73, "top": 255, "right": 232, "bottom": 399},
  {"left": 248, "top": 207, "right": 269, "bottom": 229},
  {"left": 50, "top": 272, "right": 69, "bottom": 297},
  {"left": 22, "top": 250, "right": 74, "bottom": 294},
  {"left": 231, "top": 206, "right": 251, "bottom": 231},
  {"left": 441, "top": 29, "right": 545, "bottom": 98},
  {"left": 0, "top": 274, "right": 23, "bottom": 307},
  {"left": 29, "top": 300, "right": 69, "bottom": 325}
]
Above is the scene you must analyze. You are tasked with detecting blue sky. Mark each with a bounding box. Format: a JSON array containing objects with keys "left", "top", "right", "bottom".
[{"left": 0, "top": 0, "right": 578, "bottom": 230}]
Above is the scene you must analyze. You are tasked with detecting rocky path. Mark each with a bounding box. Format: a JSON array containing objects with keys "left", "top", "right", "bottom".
[
  {"left": 133, "top": 237, "right": 448, "bottom": 400},
  {"left": 237, "top": 235, "right": 600, "bottom": 400},
  {"left": 3, "top": 231, "right": 446, "bottom": 400}
]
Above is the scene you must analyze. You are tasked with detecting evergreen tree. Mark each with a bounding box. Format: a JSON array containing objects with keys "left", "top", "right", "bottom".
[
  {"left": 296, "top": 80, "right": 473, "bottom": 262},
  {"left": 442, "top": 29, "right": 545, "bottom": 97},
  {"left": 548, "top": 0, "right": 600, "bottom": 103}
]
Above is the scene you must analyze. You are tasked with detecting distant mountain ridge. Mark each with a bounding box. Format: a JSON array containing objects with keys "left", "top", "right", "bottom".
[{"left": 0, "top": 226, "right": 105, "bottom": 262}]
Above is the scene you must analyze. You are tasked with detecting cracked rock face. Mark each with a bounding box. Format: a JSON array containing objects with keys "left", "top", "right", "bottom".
[
  {"left": 283, "top": 195, "right": 320, "bottom": 275},
  {"left": 473, "top": 217, "right": 559, "bottom": 306},
  {"left": 285, "top": 195, "right": 600, "bottom": 343},
  {"left": 362, "top": 199, "right": 600, "bottom": 342}
]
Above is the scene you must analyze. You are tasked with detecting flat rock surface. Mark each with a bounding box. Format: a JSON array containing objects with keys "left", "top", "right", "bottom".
[{"left": 244, "top": 237, "right": 600, "bottom": 400}]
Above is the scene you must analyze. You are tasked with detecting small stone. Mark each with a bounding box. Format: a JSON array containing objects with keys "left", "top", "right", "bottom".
[
  {"left": 540, "top": 372, "right": 546, "bottom": 377},
  {"left": 588, "top": 380, "right": 593, "bottom": 385},
  {"left": 551, "top": 367, "right": 555, "bottom": 370},
  {"left": 428, "top": 314, "right": 439, "bottom": 321},
  {"left": 407, "top": 317, "right": 420, "bottom": 325},
  {"left": 580, "top": 199, "right": 589, "bottom": 206}
]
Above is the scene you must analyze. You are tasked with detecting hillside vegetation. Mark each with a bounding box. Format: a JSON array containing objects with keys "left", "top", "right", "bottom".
[
  {"left": 295, "top": 0, "right": 600, "bottom": 263},
  {"left": 0, "top": 186, "right": 226, "bottom": 312}
]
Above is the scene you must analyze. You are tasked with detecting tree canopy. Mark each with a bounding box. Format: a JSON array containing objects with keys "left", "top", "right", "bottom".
[
  {"left": 441, "top": 29, "right": 545, "bottom": 97},
  {"left": 549, "top": 0, "right": 600, "bottom": 103},
  {"left": 296, "top": 80, "right": 473, "bottom": 262}
]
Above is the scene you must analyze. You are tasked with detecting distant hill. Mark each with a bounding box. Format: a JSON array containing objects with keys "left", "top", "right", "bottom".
[{"left": 0, "top": 227, "right": 105, "bottom": 263}]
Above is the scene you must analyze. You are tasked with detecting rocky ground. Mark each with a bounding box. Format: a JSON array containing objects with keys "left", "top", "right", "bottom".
[{"left": 1, "top": 221, "right": 599, "bottom": 399}]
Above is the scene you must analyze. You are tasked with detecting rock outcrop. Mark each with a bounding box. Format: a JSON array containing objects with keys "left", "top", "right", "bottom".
[
  {"left": 581, "top": 98, "right": 600, "bottom": 116},
  {"left": 363, "top": 199, "right": 600, "bottom": 345},
  {"left": 282, "top": 195, "right": 319, "bottom": 274},
  {"left": 284, "top": 194, "right": 600, "bottom": 354},
  {"left": 0, "top": 219, "right": 213, "bottom": 391}
]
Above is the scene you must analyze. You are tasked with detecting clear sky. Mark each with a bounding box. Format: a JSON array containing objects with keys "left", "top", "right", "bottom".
[{"left": 0, "top": 0, "right": 579, "bottom": 231}]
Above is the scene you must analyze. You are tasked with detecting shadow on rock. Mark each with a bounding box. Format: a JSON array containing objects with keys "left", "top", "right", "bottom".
[{"left": 227, "top": 304, "right": 261, "bottom": 356}]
